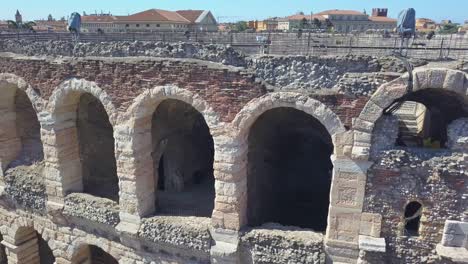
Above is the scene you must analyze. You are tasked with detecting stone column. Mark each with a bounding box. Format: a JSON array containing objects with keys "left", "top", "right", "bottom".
[
  {"left": 210, "top": 130, "right": 246, "bottom": 264},
  {"left": 2, "top": 233, "right": 40, "bottom": 264},
  {"left": 325, "top": 157, "right": 373, "bottom": 263},
  {"left": 115, "top": 118, "right": 155, "bottom": 239}
]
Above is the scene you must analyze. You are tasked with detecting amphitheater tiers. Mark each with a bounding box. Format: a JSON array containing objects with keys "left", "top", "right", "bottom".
[{"left": 0, "top": 51, "right": 466, "bottom": 264}]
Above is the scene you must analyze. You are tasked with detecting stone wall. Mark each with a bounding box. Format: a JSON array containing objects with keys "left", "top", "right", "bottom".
[{"left": 0, "top": 52, "right": 466, "bottom": 264}]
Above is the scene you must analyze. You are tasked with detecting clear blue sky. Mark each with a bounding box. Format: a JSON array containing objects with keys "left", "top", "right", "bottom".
[{"left": 1, "top": 0, "right": 466, "bottom": 23}]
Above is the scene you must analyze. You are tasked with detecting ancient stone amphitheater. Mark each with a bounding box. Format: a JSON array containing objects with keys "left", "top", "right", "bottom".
[{"left": 0, "top": 41, "right": 466, "bottom": 264}]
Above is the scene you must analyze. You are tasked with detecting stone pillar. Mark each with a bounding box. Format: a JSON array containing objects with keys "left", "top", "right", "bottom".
[
  {"left": 211, "top": 132, "right": 247, "bottom": 231},
  {"left": 2, "top": 232, "right": 40, "bottom": 264},
  {"left": 210, "top": 130, "right": 246, "bottom": 264},
  {"left": 115, "top": 118, "right": 155, "bottom": 237},
  {"left": 43, "top": 120, "right": 83, "bottom": 214},
  {"left": 325, "top": 157, "right": 373, "bottom": 263}
]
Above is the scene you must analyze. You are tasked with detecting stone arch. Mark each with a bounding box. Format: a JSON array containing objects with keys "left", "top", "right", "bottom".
[
  {"left": 227, "top": 92, "right": 345, "bottom": 230},
  {"left": 0, "top": 73, "right": 44, "bottom": 173},
  {"left": 70, "top": 243, "right": 118, "bottom": 264},
  {"left": 353, "top": 68, "right": 468, "bottom": 160},
  {"left": 46, "top": 78, "right": 119, "bottom": 201},
  {"left": 118, "top": 85, "right": 219, "bottom": 218},
  {"left": 232, "top": 92, "right": 346, "bottom": 141},
  {"left": 9, "top": 226, "right": 55, "bottom": 264}
]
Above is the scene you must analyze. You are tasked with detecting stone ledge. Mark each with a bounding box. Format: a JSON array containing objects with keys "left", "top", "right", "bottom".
[
  {"left": 63, "top": 193, "right": 120, "bottom": 227},
  {"left": 138, "top": 215, "right": 212, "bottom": 253},
  {"left": 240, "top": 223, "right": 325, "bottom": 264},
  {"left": 436, "top": 244, "right": 468, "bottom": 263},
  {"left": 358, "top": 235, "right": 386, "bottom": 253}
]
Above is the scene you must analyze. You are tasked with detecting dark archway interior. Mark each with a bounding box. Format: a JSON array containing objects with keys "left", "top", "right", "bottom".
[
  {"left": 9, "top": 89, "right": 43, "bottom": 168},
  {"left": 151, "top": 99, "right": 215, "bottom": 217},
  {"left": 392, "top": 89, "right": 468, "bottom": 148},
  {"left": 73, "top": 245, "right": 118, "bottom": 264},
  {"left": 88, "top": 245, "right": 118, "bottom": 264},
  {"left": 0, "top": 234, "right": 6, "bottom": 264},
  {"left": 247, "top": 107, "right": 333, "bottom": 231},
  {"left": 404, "top": 201, "right": 422, "bottom": 237},
  {"left": 37, "top": 232, "right": 55, "bottom": 264},
  {"left": 77, "top": 93, "right": 119, "bottom": 201}
]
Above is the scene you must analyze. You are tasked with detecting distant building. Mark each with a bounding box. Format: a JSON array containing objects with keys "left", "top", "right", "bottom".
[
  {"left": 416, "top": 18, "right": 438, "bottom": 33},
  {"left": 277, "top": 14, "right": 326, "bottom": 31},
  {"left": 0, "top": 20, "right": 9, "bottom": 31},
  {"left": 316, "top": 9, "right": 396, "bottom": 32},
  {"left": 33, "top": 19, "right": 68, "bottom": 32},
  {"left": 176, "top": 10, "right": 218, "bottom": 32},
  {"left": 80, "top": 9, "right": 217, "bottom": 33},
  {"left": 81, "top": 14, "right": 120, "bottom": 33}
]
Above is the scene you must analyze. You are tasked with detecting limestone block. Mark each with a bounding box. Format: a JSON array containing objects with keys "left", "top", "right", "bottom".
[
  {"left": 436, "top": 244, "right": 468, "bottom": 263},
  {"left": 353, "top": 131, "right": 372, "bottom": 147},
  {"left": 327, "top": 207, "right": 362, "bottom": 243},
  {"left": 358, "top": 100, "right": 383, "bottom": 124},
  {"left": 360, "top": 213, "right": 382, "bottom": 237},
  {"left": 441, "top": 220, "right": 468, "bottom": 248},
  {"left": 444, "top": 70, "right": 466, "bottom": 94},
  {"left": 414, "top": 68, "right": 447, "bottom": 90},
  {"left": 358, "top": 235, "right": 386, "bottom": 253},
  {"left": 370, "top": 79, "right": 407, "bottom": 109},
  {"left": 330, "top": 171, "right": 366, "bottom": 210},
  {"left": 352, "top": 118, "right": 374, "bottom": 133}
]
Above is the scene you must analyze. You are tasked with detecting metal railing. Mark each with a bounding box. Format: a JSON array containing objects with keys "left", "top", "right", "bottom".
[{"left": 1, "top": 31, "right": 468, "bottom": 59}]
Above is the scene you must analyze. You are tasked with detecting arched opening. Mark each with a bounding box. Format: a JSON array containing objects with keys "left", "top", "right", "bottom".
[
  {"left": 11, "top": 89, "right": 44, "bottom": 167},
  {"left": 0, "top": 234, "right": 7, "bottom": 264},
  {"left": 247, "top": 107, "right": 333, "bottom": 231},
  {"left": 76, "top": 93, "right": 118, "bottom": 201},
  {"left": 151, "top": 99, "right": 215, "bottom": 217},
  {"left": 388, "top": 89, "right": 468, "bottom": 149},
  {"left": 14, "top": 227, "right": 55, "bottom": 264},
  {"left": 0, "top": 86, "right": 43, "bottom": 171},
  {"left": 404, "top": 201, "right": 422, "bottom": 237},
  {"left": 71, "top": 244, "right": 118, "bottom": 264}
]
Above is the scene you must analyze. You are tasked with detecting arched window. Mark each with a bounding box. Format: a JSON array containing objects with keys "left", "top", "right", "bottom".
[
  {"left": 0, "top": 86, "right": 43, "bottom": 172},
  {"left": 387, "top": 89, "right": 468, "bottom": 149},
  {"left": 51, "top": 88, "right": 119, "bottom": 202},
  {"left": 151, "top": 99, "right": 215, "bottom": 217},
  {"left": 404, "top": 201, "right": 422, "bottom": 236},
  {"left": 76, "top": 93, "right": 119, "bottom": 201},
  {"left": 247, "top": 107, "right": 333, "bottom": 231}
]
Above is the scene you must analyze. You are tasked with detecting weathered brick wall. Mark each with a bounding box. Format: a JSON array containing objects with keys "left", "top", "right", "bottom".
[
  {"left": 0, "top": 55, "right": 466, "bottom": 264},
  {"left": 0, "top": 56, "right": 266, "bottom": 122}
]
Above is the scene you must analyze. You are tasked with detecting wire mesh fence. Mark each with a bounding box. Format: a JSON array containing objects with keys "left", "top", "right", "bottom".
[{"left": 1, "top": 31, "right": 468, "bottom": 60}]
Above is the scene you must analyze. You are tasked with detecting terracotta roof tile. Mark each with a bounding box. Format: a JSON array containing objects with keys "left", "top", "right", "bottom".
[
  {"left": 176, "top": 10, "right": 204, "bottom": 23},
  {"left": 316, "top": 9, "right": 365, "bottom": 16},
  {"left": 82, "top": 15, "right": 118, "bottom": 23},
  {"left": 369, "top": 16, "right": 397, "bottom": 22},
  {"left": 287, "top": 14, "right": 325, "bottom": 21},
  {"left": 118, "top": 9, "right": 189, "bottom": 23}
]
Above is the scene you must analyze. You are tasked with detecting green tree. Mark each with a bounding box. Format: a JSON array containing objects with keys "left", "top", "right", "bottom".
[
  {"left": 438, "top": 23, "right": 459, "bottom": 34},
  {"left": 324, "top": 19, "right": 333, "bottom": 31},
  {"left": 234, "top": 21, "right": 248, "bottom": 32},
  {"left": 313, "top": 18, "right": 322, "bottom": 29},
  {"left": 300, "top": 18, "right": 308, "bottom": 29},
  {"left": 7, "top": 20, "right": 36, "bottom": 31}
]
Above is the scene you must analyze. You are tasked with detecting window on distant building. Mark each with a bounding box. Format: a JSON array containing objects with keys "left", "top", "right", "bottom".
[
  {"left": 126, "top": 24, "right": 129, "bottom": 27},
  {"left": 136, "top": 24, "right": 140, "bottom": 27},
  {"left": 147, "top": 24, "right": 150, "bottom": 27},
  {"left": 157, "top": 24, "right": 160, "bottom": 27}
]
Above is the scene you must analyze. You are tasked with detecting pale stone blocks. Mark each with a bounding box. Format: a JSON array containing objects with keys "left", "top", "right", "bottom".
[{"left": 360, "top": 213, "right": 382, "bottom": 238}]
